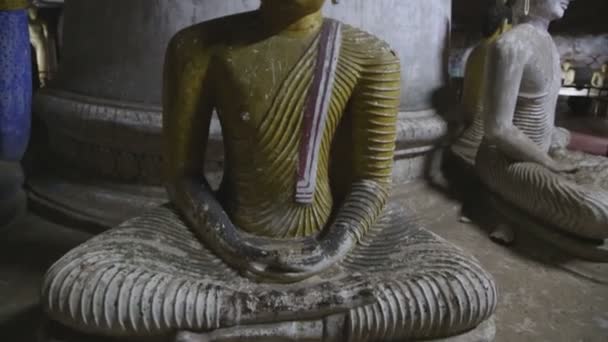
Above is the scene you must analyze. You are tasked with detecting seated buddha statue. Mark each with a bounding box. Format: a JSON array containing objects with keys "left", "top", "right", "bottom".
[
  {"left": 475, "top": 0, "right": 608, "bottom": 254},
  {"left": 42, "top": 1, "right": 497, "bottom": 340}
]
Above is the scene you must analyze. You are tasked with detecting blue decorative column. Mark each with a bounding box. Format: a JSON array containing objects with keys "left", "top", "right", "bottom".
[
  {"left": 0, "top": 1, "right": 32, "bottom": 160},
  {"left": 0, "top": 0, "right": 32, "bottom": 226}
]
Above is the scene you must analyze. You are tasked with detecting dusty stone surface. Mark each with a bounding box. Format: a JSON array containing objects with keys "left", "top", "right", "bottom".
[{"left": 0, "top": 214, "right": 91, "bottom": 341}]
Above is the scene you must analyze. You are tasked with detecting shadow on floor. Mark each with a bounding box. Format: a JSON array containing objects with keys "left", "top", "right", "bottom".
[{"left": 0, "top": 214, "right": 91, "bottom": 341}]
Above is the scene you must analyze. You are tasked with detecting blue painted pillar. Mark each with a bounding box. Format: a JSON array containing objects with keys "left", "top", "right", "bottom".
[
  {"left": 0, "top": 0, "right": 32, "bottom": 226},
  {"left": 0, "top": 1, "right": 32, "bottom": 161}
]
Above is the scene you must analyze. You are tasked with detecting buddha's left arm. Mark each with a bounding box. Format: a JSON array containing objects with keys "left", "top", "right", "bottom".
[
  {"left": 326, "top": 50, "right": 401, "bottom": 245},
  {"left": 274, "top": 50, "right": 401, "bottom": 278},
  {"left": 163, "top": 26, "right": 277, "bottom": 273}
]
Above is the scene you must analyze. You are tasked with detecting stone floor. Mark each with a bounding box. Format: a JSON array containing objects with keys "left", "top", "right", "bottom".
[
  {"left": 0, "top": 182, "right": 607, "bottom": 341},
  {"left": 394, "top": 182, "right": 608, "bottom": 342}
]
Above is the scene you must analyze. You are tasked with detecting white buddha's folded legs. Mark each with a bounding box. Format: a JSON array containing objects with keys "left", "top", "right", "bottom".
[{"left": 477, "top": 143, "right": 608, "bottom": 240}]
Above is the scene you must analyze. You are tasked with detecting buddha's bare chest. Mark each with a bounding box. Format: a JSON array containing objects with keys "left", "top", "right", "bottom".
[
  {"left": 214, "top": 37, "right": 317, "bottom": 126},
  {"left": 520, "top": 37, "right": 561, "bottom": 96},
  {"left": 513, "top": 37, "right": 560, "bottom": 147}
]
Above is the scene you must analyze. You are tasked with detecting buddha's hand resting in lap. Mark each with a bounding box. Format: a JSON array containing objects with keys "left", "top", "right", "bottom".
[
  {"left": 181, "top": 184, "right": 357, "bottom": 283},
  {"left": 245, "top": 224, "right": 358, "bottom": 283},
  {"left": 548, "top": 159, "right": 579, "bottom": 173}
]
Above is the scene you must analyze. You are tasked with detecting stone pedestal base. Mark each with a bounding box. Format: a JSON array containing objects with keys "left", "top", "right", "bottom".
[
  {"left": 27, "top": 174, "right": 165, "bottom": 233},
  {"left": 393, "top": 110, "right": 448, "bottom": 184},
  {"left": 40, "top": 317, "right": 495, "bottom": 342},
  {"left": 27, "top": 89, "right": 224, "bottom": 231}
]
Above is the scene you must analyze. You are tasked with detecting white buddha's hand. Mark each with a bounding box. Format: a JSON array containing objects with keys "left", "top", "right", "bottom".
[{"left": 548, "top": 159, "right": 579, "bottom": 173}]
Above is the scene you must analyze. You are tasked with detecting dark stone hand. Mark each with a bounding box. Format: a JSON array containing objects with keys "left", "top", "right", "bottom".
[
  {"left": 262, "top": 228, "right": 357, "bottom": 282},
  {"left": 235, "top": 229, "right": 356, "bottom": 283}
]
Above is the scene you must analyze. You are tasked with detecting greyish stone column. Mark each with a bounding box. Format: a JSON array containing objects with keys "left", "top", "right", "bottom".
[{"left": 29, "top": 0, "right": 451, "bottom": 230}]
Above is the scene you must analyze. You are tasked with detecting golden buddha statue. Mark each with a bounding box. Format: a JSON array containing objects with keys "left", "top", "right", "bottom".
[
  {"left": 42, "top": 1, "right": 497, "bottom": 340},
  {"left": 475, "top": 0, "right": 608, "bottom": 257},
  {"left": 28, "top": 6, "right": 58, "bottom": 88}
]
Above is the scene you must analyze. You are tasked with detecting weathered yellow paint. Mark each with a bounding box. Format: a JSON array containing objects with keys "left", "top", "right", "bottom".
[
  {"left": 461, "top": 21, "right": 512, "bottom": 122},
  {"left": 0, "top": 0, "right": 28, "bottom": 10},
  {"left": 163, "top": 1, "right": 400, "bottom": 242}
]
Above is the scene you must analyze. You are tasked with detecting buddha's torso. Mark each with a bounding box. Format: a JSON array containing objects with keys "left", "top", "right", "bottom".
[
  {"left": 510, "top": 24, "right": 561, "bottom": 152},
  {"left": 462, "top": 40, "right": 494, "bottom": 119},
  {"left": 206, "top": 18, "right": 370, "bottom": 238},
  {"left": 452, "top": 38, "right": 498, "bottom": 163}
]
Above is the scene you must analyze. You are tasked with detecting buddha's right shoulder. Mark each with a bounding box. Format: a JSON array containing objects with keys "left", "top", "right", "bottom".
[
  {"left": 169, "top": 11, "right": 256, "bottom": 50},
  {"left": 491, "top": 26, "right": 531, "bottom": 58},
  {"left": 341, "top": 24, "right": 399, "bottom": 66}
]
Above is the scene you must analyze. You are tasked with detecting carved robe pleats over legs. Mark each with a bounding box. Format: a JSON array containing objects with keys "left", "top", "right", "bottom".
[
  {"left": 44, "top": 204, "right": 496, "bottom": 340},
  {"left": 477, "top": 143, "right": 608, "bottom": 240}
]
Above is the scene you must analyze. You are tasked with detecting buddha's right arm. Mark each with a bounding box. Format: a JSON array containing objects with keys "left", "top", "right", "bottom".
[
  {"left": 162, "top": 28, "right": 275, "bottom": 269},
  {"left": 483, "top": 38, "right": 563, "bottom": 171},
  {"left": 461, "top": 46, "right": 486, "bottom": 125}
]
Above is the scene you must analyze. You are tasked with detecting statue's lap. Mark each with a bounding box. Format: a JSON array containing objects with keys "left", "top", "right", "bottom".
[
  {"left": 43, "top": 202, "right": 496, "bottom": 339},
  {"left": 477, "top": 144, "right": 608, "bottom": 239},
  {"left": 551, "top": 148, "right": 608, "bottom": 189}
]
